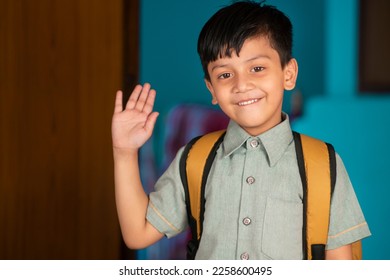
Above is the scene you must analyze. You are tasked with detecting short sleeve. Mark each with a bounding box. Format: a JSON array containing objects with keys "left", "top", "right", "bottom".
[
  {"left": 146, "top": 147, "right": 188, "bottom": 238},
  {"left": 326, "top": 153, "right": 371, "bottom": 249}
]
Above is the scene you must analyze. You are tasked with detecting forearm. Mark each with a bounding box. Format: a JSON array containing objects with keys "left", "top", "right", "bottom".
[
  {"left": 325, "top": 244, "right": 352, "bottom": 260},
  {"left": 114, "top": 148, "right": 161, "bottom": 248}
]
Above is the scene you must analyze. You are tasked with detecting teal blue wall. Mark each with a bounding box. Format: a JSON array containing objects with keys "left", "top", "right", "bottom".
[
  {"left": 293, "top": 0, "right": 390, "bottom": 260},
  {"left": 140, "top": 0, "right": 390, "bottom": 259}
]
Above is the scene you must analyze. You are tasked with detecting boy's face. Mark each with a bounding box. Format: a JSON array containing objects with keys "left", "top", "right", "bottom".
[{"left": 205, "top": 36, "right": 298, "bottom": 136}]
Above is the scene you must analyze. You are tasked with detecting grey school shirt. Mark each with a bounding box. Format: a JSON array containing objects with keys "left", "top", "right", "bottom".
[{"left": 146, "top": 114, "right": 371, "bottom": 260}]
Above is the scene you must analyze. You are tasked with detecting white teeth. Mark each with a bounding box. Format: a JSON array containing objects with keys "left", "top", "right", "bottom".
[{"left": 238, "top": 99, "right": 258, "bottom": 106}]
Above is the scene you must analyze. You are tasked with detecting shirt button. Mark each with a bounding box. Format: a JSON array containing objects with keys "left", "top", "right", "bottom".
[
  {"left": 240, "top": 252, "right": 249, "bottom": 260},
  {"left": 243, "top": 217, "right": 251, "bottom": 226},
  {"left": 250, "top": 139, "right": 259, "bottom": 148},
  {"left": 246, "top": 176, "right": 255, "bottom": 185}
]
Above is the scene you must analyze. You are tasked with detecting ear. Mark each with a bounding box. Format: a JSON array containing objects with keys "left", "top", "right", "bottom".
[
  {"left": 205, "top": 79, "right": 218, "bottom": 105},
  {"left": 284, "top": 58, "right": 298, "bottom": 90}
]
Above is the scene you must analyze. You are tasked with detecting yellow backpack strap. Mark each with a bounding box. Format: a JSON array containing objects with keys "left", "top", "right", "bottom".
[
  {"left": 293, "top": 131, "right": 336, "bottom": 260},
  {"left": 351, "top": 240, "right": 362, "bottom": 260},
  {"left": 179, "top": 129, "right": 226, "bottom": 259}
]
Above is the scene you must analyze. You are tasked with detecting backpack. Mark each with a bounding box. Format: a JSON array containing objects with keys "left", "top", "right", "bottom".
[{"left": 179, "top": 129, "right": 362, "bottom": 260}]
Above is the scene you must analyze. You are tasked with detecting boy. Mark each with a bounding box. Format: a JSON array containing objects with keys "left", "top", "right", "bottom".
[{"left": 112, "top": 1, "right": 370, "bottom": 259}]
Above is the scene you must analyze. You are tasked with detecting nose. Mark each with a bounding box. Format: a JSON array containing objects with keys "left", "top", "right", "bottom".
[{"left": 233, "top": 73, "right": 254, "bottom": 93}]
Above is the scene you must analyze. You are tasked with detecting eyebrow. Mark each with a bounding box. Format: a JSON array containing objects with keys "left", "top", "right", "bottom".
[{"left": 210, "top": 54, "right": 271, "bottom": 72}]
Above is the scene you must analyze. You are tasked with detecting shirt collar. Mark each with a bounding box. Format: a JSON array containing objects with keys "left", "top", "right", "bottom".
[{"left": 222, "top": 113, "right": 294, "bottom": 167}]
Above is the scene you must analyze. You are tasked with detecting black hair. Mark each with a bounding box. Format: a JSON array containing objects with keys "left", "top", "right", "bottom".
[{"left": 197, "top": 0, "right": 293, "bottom": 81}]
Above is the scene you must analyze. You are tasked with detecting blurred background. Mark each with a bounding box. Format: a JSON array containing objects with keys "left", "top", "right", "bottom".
[{"left": 1, "top": 0, "right": 389, "bottom": 260}]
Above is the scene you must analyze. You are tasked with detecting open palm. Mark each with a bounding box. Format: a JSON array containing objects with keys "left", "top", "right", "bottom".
[{"left": 112, "top": 83, "right": 159, "bottom": 151}]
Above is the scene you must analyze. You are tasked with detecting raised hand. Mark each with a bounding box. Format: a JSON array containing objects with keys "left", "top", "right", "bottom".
[{"left": 112, "top": 83, "right": 159, "bottom": 151}]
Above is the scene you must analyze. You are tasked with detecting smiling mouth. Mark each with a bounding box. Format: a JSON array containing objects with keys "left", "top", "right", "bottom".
[{"left": 238, "top": 98, "right": 259, "bottom": 106}]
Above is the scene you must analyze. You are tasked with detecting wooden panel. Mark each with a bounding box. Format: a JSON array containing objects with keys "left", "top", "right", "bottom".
[
  {"left": 0, "top": 0, "right": 134, "bottom": 259},
  {"left": 359, "top": 0, "right": 390, "bottom": 92},
  {"left": 123, "top": 0, "right": 139, "bottom": 97}
]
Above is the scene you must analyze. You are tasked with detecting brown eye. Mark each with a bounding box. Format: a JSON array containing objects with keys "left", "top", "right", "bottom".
[
  {"left": 252, "top": 66, "right": 264, "bottom": 72},
  {"left": 218, "top": 73, "right": 232, "bottom": 79}
]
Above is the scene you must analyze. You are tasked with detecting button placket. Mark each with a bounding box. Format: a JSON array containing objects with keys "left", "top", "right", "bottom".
[{"left": 237, "top": 138, "right": 260, "bottom": 261}]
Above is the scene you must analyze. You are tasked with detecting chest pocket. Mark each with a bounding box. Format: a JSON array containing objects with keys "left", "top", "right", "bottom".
[{"left": 262, "top": 196, "right": 303, "bottom": 259}]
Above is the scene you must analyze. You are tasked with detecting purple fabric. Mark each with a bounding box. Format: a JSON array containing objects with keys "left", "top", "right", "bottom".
[{"left": 162, "top": 104, "right": 229, "bottom": 170}]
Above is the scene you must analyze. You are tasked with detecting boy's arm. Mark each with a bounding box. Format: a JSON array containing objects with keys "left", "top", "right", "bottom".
[
  {"left": 325, "top": 244, "right": 352, "bottom": 260},
  {"left": 112, "top": 84, "right": 164, "bottom": 249}
]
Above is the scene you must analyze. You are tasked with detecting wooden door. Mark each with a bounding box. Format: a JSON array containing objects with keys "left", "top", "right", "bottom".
[{"left": 0, "top": 0, "right": 138, "bottom": 259}]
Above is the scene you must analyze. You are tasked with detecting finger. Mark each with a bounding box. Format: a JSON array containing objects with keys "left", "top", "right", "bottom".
[
  {"left": 134, "top": 83, "right": 151, "bottom": 111},
  {"left": 144, "top": 112, "right": 159, "bottom": 136},
  {"left": 126, "top": 84, "right": 143, "bottom": 110},
  {"left": 142, "top": 88, "right": 156, "bottom": 115},
  {"left": 114, "top": 90, "right": 123, "bottom": 113}
]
